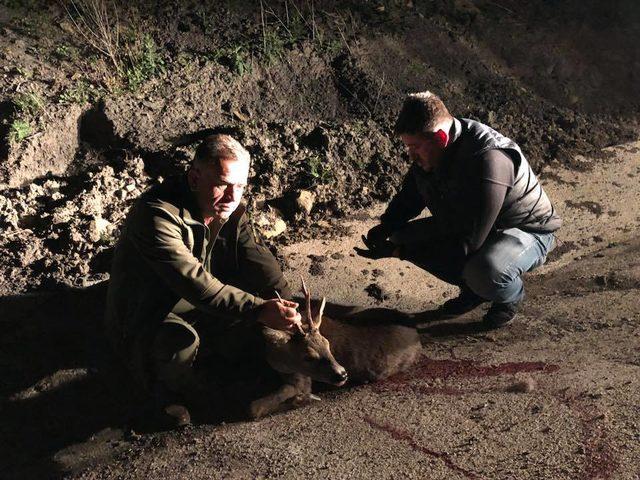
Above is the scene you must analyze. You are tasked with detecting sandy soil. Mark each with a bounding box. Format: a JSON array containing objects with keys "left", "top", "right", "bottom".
[{"left": 2, "top": 141, "right": 638, "bottom": 480}]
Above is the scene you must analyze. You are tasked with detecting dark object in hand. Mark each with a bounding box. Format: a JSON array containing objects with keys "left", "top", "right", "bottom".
[
  {"left": 363, "top": 223, "right": 392, "bottom": 249},
  {"left": 354, "top": 236, "right": 396, "bottom": 259}
]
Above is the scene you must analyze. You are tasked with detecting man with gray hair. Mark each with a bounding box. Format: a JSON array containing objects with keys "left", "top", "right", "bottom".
[
  {"left": 356, "top": 91, "right": 561, "bottom": 327},
  {"left": 105, "top": 134, "right": 301, "bottom": 428}
]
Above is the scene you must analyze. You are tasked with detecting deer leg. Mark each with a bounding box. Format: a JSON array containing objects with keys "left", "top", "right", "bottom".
[
  {"left": 286, "top": 375, "right": 322, "bottom": 406},
  {"left": 248, "top": 383, "right": 300, "bottom": 419}
]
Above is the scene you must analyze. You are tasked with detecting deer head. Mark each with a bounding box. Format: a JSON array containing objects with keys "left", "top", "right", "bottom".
[{"left": 263, "top": 277, "right": 348, "bottom": 386}]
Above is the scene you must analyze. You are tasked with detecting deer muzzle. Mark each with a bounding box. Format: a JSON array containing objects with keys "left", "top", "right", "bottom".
[{"left": 331, "top": 366, "right": 349, "bottom": 386}]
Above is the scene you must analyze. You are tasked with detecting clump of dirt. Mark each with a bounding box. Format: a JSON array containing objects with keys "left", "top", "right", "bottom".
[
  {"left": 565, "top": 200, "right": 604, "bottom": 217},
  {"left": 0, "top": 154, "right": 151, "bottom": 292},
  {"left": 365, "top": 282, "right": 389, "bottom": 303}
]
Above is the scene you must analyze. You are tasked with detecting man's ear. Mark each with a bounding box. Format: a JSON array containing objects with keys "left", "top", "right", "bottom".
[
  {"left": 434, "top": 129, "right": 449, "bottom": 148},
  {"left": 187, "top": 166, "right": 199, "bottom": 191}
]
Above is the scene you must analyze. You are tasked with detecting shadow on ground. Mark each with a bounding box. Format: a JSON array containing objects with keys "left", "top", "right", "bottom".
[{"left": 0, "top": 283, "right": 137, "bottom": 479}]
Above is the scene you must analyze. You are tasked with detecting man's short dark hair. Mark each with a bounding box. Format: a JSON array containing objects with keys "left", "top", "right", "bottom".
[
  {"left": 193, "top": 134, "right": 250, "bottom": 167},
  {"left": 394, "top": 91, "right": 453, "bottom": 135}
]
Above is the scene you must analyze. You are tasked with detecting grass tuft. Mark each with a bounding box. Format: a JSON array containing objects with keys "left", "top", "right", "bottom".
[{"left": 9, "top": 120, "right": 32, "bottom": 144}]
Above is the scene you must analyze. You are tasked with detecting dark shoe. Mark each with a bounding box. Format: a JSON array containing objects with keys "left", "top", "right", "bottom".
[
  {"left": 483, "top": 297, "right": 523, "bottom": 328},
  {"left": 436, "top": 287, "right": 487, "bottom": 319},
  {"left": 153, "top": 383, "right": 191, "bottom": 430}
]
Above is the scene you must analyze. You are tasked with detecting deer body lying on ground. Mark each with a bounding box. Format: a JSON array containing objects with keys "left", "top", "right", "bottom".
[
  {"left": 318, "top": 307, "right": 422, "bottom": 383},
  {"left": 247, "top": 281, "right": 422, "bottom": 418}
]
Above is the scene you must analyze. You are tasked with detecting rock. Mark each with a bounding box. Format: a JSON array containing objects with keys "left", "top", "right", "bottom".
[
  {"left": 309, "top": 262, "right": 325, "bottom": 276},
  {"left": 89, "top": 216, "right": 112, "bottom": 243},
  {"left": 254, "top": 209, "right": 287, "bottom": 239},
  {"left": 295, "top": 190, "right": 315, "bottom": 215},
  {"left": 506, "top": 376, "right": 537, "bottom": 393}
]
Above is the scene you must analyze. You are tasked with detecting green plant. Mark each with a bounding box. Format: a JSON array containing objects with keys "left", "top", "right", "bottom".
[
  {"left": 59, "top": 80, "right": 100, "bottom": 104},
  {"left": 305, "top": 154, "right": 333, "bottom": 184},
  {"left": 406, "top": 59, "right": 427, "bottom": 77},
  {"left": 14, "top": 91, "right": 45, "bottom": 117},
  {"left": 208, "top": 44, "right": 251, "bottom": 76},
  {"left": 9, "top": 120, "right": 31, "bottom": 144},
  {"left": 262, "top": 27, "right": 285, "bottom": 65},
  {"left": 65, "top": 1, "right": 165, "bottom": 91},
  {"left": 123, "top": 34, "right": 166, "bottom": 91},
  {"left": 53, "top": 44, "right": 79, "bottom": 61},
  {"left": 320, "top": 37, "right": 343, "bottom": 57},
  {"left": 195, "top": 6, "right": 215, "bottom": 35},
  {"left": 228, "top": 46, "right": 251, "bottom": 75},
  {"left": 15, "top": 66, "right": 32, "bottom": 78}
]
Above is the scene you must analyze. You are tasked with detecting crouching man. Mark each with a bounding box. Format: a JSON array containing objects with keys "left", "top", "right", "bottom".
[
  {"left": 356, "top": 92, "right": 561, "bottom": 327},
  {"left": 105, "top": 134, "right": 301, "bottom": 428}
]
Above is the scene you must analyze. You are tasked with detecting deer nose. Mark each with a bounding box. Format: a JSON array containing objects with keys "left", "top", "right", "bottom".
[{"left": 332, "top": 369, "right": 348, "bottom": 385}]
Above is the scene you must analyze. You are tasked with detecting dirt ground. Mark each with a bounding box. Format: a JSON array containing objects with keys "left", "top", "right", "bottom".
[
  {"left": 1, "top": 141, "right": 639, "bottom": 479},
  {"left": 1, "top": 1, "right": 640, "bottom": 479}
]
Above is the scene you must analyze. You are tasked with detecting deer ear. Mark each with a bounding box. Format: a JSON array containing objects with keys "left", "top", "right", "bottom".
[{"left": 314, "top": 297, "right": 326, "bottom": 330}]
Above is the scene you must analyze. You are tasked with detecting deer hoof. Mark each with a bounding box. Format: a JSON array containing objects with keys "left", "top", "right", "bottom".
[
  {"left": 291, "top": 393, "right": 321, "bottom": 407},
  {"left": 248, "top": 401, "right": 267, "bottom": 419}
]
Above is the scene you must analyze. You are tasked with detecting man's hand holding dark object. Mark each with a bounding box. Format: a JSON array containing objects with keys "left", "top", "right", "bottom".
[
  {"left": 257, "top": 299, "right": 302, "bottom": 331},
  {"left": 364, "top": 223, "right": 392, "bottom": 247},
  {"left": 354, "top": 224, "right": 399, "bottom": 259}
]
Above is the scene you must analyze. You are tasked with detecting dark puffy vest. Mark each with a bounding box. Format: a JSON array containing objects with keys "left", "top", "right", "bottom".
[{"left": 414, "top": 118, "right": 562, "bottom": 234}]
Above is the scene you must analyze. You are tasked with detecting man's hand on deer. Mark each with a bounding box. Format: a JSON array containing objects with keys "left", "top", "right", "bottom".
[{"left": 257, "top": 298, "right": 302, "bottom": 331}]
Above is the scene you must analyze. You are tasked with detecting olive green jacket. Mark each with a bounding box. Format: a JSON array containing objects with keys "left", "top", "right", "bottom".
[{"left": 105, "top": 175, "right": 290, "bottom": 351}]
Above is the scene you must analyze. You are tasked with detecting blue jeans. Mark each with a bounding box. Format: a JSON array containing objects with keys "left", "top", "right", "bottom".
[{"left": 391, "top": 218, "right": 556, "bottom": 304}]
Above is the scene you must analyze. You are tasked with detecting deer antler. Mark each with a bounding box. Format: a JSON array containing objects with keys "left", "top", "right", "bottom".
[
  {"left": 315, "top": 296, "right": 326, "bottom": 330},
  {"left": 300, "top": 275, "right": 314, "bottom": 332}
]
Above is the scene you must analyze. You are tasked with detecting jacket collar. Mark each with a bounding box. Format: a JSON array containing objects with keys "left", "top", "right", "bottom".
[
  {"left": 178, "top": 174, "right": 205, "bottom": 227},
  {"left": 449, "top": 117, "right": 463, "bottom": 145},
  {"left": 436, "top": 118, "right": 465, "bottom": 176}
]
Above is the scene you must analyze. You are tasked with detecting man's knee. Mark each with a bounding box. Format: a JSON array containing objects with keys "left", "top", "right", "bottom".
[
  {"left": 462, "top": 254, "right": 508, "bottom": 299},
  {"left": 153, "top": 318, "right": 200, "bottom": 391}
]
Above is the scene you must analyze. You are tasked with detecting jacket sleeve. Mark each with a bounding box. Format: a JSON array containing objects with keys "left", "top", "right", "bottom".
[
  {"left": 127, "top": 201, "right": 265, "bottom": 319},
  {"left": 380, "top": 165, "right": 428, "bottom": 230},
  {"left": 460, "top": 149, "right": 513, "bottom": 255},
  {"left": 235, "top": 214, "right": 293, "bottom": 300}
]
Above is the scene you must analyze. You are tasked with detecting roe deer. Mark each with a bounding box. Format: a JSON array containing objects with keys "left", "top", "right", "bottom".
[
  {"left": 249, "top": 278, "right": 422, "bottom": 418},
  {"left": 248, "top": 279, "right": 347, "bottom": 419}
]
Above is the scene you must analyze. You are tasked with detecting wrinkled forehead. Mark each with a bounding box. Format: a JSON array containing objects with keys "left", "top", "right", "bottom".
[{"left": 206, "top": 157, "right": 250, "bottom": 183}]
